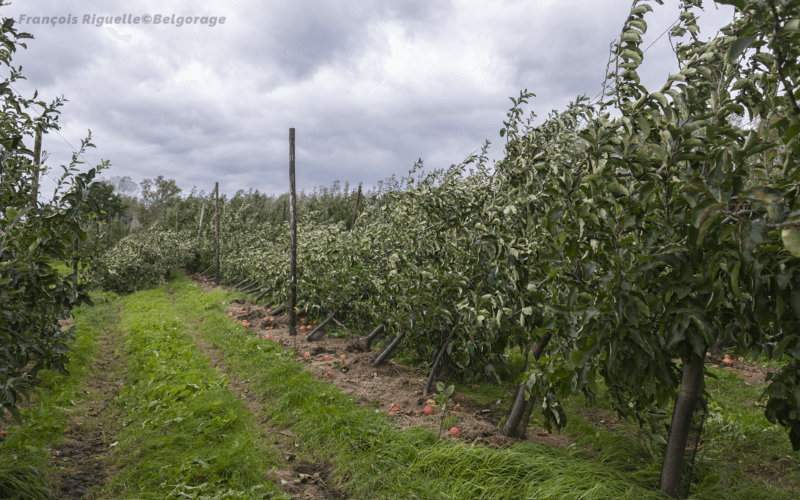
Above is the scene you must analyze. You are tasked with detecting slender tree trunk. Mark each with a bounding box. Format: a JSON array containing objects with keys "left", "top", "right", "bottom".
[
  {"left": 502, "top": 332, "right": 553, "bottom": 437},
  {"left": 424, "top": 320, "right": 459, "bottom": 396},
  {"left": 306, "top": 306, "right": 342, "bottom": 341},
  {"left": 371, "top": 331, "right": 406, "bottom": 367},
  {"left": 659, "top": 354, "right": 706, "bottom": 498},
  {"left": 254, "top": 287, "right": 274, "bottom": 303},
  {"left": 363, "top": 324, "right": 385, "bottom": 350},
  {"left": 268, "top": 304, "right": 286, "bottom": 316},
  {"left": 105, "top": 212, "right": 111, "bottom": 250},
  {"left": 288, "top": 128, "right": 298, "bottom": 336}
]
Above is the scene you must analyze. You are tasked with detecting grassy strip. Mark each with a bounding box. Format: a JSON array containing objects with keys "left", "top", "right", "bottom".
[
  {"left": 0, "top": 291, "right": 118, "bottom": 500},
  {"left": 172, "top": 273, "right": 773, "bottom": 500},
  {"left": 101, "top": 283, "right": 286, "bottom": 499}
]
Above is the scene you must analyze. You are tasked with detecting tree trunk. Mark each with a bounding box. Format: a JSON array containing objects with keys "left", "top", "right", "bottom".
[
  {"left": 254, "top": 287, "right": 274, "bottom": 303},
  {"left": 371, "top": 331, "right": 406, "bottom": 367},
  {"left": 363, "top": 324, "right": 385, "bottom": 350},
  {"left": 659, "top": 354, "right": 706, "bottom": 498},
  {"left": 268, "top": 304, "right": 286, "bottom": 316},
  {"left": 306, "top": 306, "right": 342, "bottom": 341},
  {"left": 502, "top": 332, "right": 553, "bottom": 437},
  {"left": 423, "top": 321, "right": 459, "bottom": 396}
]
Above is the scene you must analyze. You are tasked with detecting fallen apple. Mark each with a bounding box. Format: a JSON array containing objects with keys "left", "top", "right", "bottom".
[
  {"left": 423, "top": 406, "right": 434, "bottom": 415},
  {"left": 722, "top": 357, "right": 734, "bottom": 366},
  {"left": 449, "top": 427, "right": 461, "bottom": 438},
  {"left": 303, "top": 352, "right": 310, "bottom": 358},
  {"left": 324, "top": 355, "right": 332, "bottom": 361},
  {"left": 452, "top": 405, "right": 462, "bottom": 412},
  {"left": 340, "top": 355, "right": 346, "bottom": 359},
  {"left": 426, "top": 399, "right": 436, "bottom": 405}
]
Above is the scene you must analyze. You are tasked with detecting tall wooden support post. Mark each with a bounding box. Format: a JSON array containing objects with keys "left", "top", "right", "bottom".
[
  {"left": 288, "top": 128, "right": 298, "bottom": 336},
  {"left": 106, "top": 212, "right": 111, "bottom": 250},
  {"left": 215, "top": 182, "right": 220, "bottom": 286},
  {"left": 351, "top": 182, "right": 362, "bottom": 230},
  {"left": 73, "top": 235, "right": 79, "bottom": 274},
  {"left": 282, "top": 200, "right": 286, "bottom": 224},
  {"left": 197, "top": 201, "right": 206, "bottom": 239},
  {"left": 31, "top": 129, "right": 42, "bottom": 208}
]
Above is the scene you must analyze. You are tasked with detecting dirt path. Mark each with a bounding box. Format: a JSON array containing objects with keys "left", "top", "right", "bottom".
[{"left": 48, "top": 312, "right": 126, "bottom": 499}]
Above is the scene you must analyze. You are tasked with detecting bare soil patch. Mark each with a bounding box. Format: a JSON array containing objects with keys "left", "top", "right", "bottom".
[{"left": 188, "top": 271, "right": 570, "bottom": 450}]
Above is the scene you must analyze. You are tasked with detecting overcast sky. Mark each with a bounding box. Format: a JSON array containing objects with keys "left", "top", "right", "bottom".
[{"left": 4, "top": 0, "right": 737, "bottom": 202}]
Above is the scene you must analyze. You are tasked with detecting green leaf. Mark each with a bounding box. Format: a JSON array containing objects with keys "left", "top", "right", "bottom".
[
  {"left": 650, "top": 92, "right": 668, "bottom": 109},
  {"left": 773, "top": 335, "right": 797, "bottom": 361},
  {"left": 728, "top": 34, "right": 753, "bottom": 60},
  {"left": 715, "top": 0, "right": 745, "bottom": 9},
  {"left": 781, "top": 227, "right": 800, "bottom": 258},
  {"left": 785, "top": 125, "right": 800, "bottom": 144},
  {"left": 791, "top": 291, "right": 800, "bottom": 319}
]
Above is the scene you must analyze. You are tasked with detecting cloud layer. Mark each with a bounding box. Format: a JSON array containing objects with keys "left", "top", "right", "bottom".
[{"left": 4, "top": 1, "right": 737, "bottom": 201}]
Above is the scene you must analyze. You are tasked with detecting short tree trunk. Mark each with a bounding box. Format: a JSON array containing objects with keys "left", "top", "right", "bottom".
[
  {"left": 659, "top": 354, "right": 706, "bottom": 498},
  {"left": 502, "top": 333, "right": 552, "bottom": 437}
]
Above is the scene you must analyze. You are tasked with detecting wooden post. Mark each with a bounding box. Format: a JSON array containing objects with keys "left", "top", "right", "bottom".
[
  {"left": 351, "top": 182, "right": 362, "bottom": 230},
  {"left": 215, "top": 182, "right": 220, "bottom": 286},
  {"left": 73, "top": 235, "right": 79, "bottom": 274},
  {"left": 288, "top": 128, "right": 298, "bottom": 336},
  {"left": 31, "top": 129, "right": 41, "bottom": 208},
  {"left": 197, "top": 201, "right": 206, "bottom": 239},
  {"left": 106, "top": 212, "right": 111, "bottom": 250},
  {"left": 283, "top": 200, "right": 286, "bottom": 224}
]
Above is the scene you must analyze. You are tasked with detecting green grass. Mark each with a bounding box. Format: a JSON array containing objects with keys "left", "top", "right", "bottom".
[
  {"left": 0, "top": 290, "right": 118, "bottom": 500},
  {"left": 101, "top": 281, "right": 286, "bottom": 499},
  {"left": 170, "top": 272, "right": 761, "bottom": 500}
]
